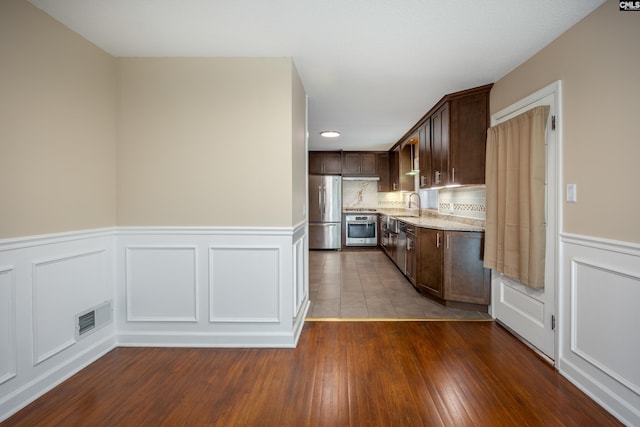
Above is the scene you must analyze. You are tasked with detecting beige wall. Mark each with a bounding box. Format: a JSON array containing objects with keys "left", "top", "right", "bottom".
[
  {"left": 116, "top": 58, "right": 300, "bottom": 227},
  {"left": 0, "top": 0, "right": 117, "bottom": 239},
  {"left": 291, "top": 64, "right": 308, "bottom": 226},
  {"left": 491, "top": 0, "right": 640, "bottom": 243},
  {"left": 0, "top": 0, "right": 305, "bottom": 235}
]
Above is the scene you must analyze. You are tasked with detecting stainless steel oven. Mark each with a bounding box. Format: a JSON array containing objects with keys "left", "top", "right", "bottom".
[{"left": 345, "top": 214, "right": 378, "bottom": 246}]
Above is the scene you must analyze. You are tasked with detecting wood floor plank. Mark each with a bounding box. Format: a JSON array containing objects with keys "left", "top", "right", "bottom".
[{"left": 1, "top": 321, "right": 622, "bottom": 427}]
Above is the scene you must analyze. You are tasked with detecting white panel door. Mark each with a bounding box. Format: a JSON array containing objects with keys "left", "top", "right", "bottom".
[{"left": 490, "top": 81, "right": 561, "bottom": 361}]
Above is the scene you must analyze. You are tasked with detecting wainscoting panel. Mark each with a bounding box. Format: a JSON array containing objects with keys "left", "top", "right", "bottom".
[
  {"left": 559, "top": 233, "right": 640, "bottom": 426},
  {"left": 116, "top": 223, "right": 309, "bottom": 348},
  {"left": 0, "top": 266, "right": 16, "bottom": 385},
  {"left": 571, "top": 258, "right": 640, "bottom": 395},
  {"left": 293, "top": 235, "right": 307, "bottom": 316},
  {"left": 209, "top": 247, "right": 279, "bottom": 322},
  {"left": 126, "top": 246, "right": 198, "bottom": 322},
  {"left": 32, "top": 249, "right": 109, "bottom": 364},
  {"left": 0, "top": 230, "right": 116, "bottom": 423}
]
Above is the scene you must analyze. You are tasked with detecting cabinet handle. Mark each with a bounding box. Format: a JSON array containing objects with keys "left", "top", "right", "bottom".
[
  {"left": 436, "top": 232, "right": 440, "bottom": 248},
  {"left": 393, "top": 182, "right": 397, "bottom": 191},
  {"left": 451, "top": 167, "right": 455, "bottom": 183},
  {"left": 446, "top": 234, "right": 450, "bottom": 249},
  {"left": 434, "top": 171, "right": 441, "bottom": 184},
  {"left": 420, "top": 175, "right": 425, "bottom": 186}
]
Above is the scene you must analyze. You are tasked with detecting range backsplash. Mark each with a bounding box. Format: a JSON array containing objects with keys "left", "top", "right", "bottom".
[{"left": 342, "top": 179, "right": 378, "bottom": 209}]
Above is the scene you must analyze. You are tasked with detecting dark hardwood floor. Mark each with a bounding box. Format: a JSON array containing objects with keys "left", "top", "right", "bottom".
[{"left": 2, "top": 321, "right": 621, "bottom": 426}]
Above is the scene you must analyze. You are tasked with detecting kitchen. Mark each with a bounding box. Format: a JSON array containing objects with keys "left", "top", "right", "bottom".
[
  {"left": 1, "top": 1, "right": 638, "bottom": 424},
  {"left": 308, "top": 85, "right": 493, "bottom": 319}
]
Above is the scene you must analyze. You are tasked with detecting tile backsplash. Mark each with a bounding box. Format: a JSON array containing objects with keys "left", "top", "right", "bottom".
[
  {"left": 375, "top": 186, "right": 485, "bottom": 220},
  {"left": 344, "top": 179, "right": 486, "bottom": 220},
  {"left": 438, "top": 186, "right": 486, "bottom": 219}
]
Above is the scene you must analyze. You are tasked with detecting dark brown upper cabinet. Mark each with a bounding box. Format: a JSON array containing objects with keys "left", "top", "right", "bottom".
[
  {"left": 446, "top": 89, "right": 491, "bottom": 186},
  {"left": 389, "top": 148, "right": 399, "bottom": 191},
  {"left": 376, "top": 152, "right": 390, "bottom": 192},
  {"left": 342, "top": 151, "right": 377, "bottom": 176},
  {"left": 418, "top": 120, "right": 432, "bottom": 189},
  {"left": 309, "top": 151, "right": 342, "bottom": 175},
  {"left": 393, "top": 84, "right": 492, "bottom": 189},
  {"left": 399, "top": 135, "right": 417, "bottom": 192},
  {"left": 431, "top": 103, "right": 450, "bottom": 186}
]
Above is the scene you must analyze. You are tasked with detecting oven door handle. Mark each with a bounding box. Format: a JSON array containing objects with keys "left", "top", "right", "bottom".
[{"left": 348, "top": 221, "right": 376, "bottom": 225}]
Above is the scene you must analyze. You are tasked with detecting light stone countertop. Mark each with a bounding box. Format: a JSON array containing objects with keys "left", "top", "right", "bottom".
[
  {"left": 377, "top": 209, "right": 484, "bottom": 232},
  {"left": 393, "top": 216, "right": 484, "bottom": 232}
]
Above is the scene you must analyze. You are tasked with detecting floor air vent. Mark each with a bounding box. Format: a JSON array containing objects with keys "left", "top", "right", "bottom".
[{"left": 76, "top": 300, "right": 112, "bottom": 340}]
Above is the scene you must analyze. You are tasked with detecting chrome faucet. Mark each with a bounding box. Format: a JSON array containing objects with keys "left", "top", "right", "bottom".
[{"left": 407, "top": 192, "right": 421, "bottom": 217}]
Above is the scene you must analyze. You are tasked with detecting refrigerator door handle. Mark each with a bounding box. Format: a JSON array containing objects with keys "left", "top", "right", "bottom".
[
  {"left": 318, "top": 185, "right": 323, "bottom": 216},
  {"left": 321, "top": 186, "right": 326, "bottom": 216}
]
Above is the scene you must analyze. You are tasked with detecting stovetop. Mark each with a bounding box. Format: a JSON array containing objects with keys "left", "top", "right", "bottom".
[{"left": 344, "top": 208, "right": 378, "bottom": 213}]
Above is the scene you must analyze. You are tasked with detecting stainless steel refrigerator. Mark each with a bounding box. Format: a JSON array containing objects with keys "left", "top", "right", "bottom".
[{"left": 309, "top": 175, "right": 342, "bottom": 249}]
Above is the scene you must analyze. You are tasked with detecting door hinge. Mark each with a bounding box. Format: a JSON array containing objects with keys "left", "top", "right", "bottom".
[
  {"left": 551, "top": 115, "right": 556, "bottom": 131},
  {"left": 551, "top": 315, "right": 556, "bottom": 330}
]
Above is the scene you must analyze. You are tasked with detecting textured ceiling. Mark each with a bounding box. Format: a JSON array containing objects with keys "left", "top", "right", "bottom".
[{"left": 29, "top": 0, "right": 605, "bottom": 151}]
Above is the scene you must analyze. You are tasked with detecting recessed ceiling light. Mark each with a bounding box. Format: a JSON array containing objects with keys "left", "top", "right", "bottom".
[{"left": 320, "top": 130, "right": 341, "bottom": 138}]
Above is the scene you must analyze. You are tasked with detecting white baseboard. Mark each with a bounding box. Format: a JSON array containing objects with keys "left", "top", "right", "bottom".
[{"left": 0, "top": 334, "right": 115, "bottom": 422}]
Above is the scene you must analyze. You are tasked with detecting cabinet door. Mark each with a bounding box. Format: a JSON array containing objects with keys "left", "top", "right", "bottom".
[
  {"left": 406, "top": 233, "right": 417, "bottom": 285},
  {"left": 388, "top": 233, "right": 398, "bottom": 262},
  {"left": 377, "top": 152, "right": 390, "bottom": 191},
  {"left": 360, "top": 153, "right": 377, "bottom": 175},
  {"left": 342, "top": 152, "right": 362, "bottom": 175},
  {"left": 323, "top": 152, "right": 342, "bottom": 174},
  {"left": 419, "top": 120, "right": 432, "bottom": 189},
  {"left": 416, "top": 228, "right": 443, "bottom": 298},
  {"left": 431, "top": 103, "right": 449, "bottom": 186},
  {"left": 399, "top": 142, "right": 415, "bottom": 191},
  {"left": 309, "top": 152, "right": 323, "bottom": 174},
  {"left": 389, "top": 149, "right": 399, "bottom": 191},
  {"left": 443, "top": 231, "right": 490, "bottom": 305},
  {"left": 448, "top": 92, "right": 489, "bottom": 185}
]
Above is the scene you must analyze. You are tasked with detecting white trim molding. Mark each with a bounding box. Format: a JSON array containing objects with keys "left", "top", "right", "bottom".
[{"left": 559, "top": 232, "right": 640, "bottom": 426}]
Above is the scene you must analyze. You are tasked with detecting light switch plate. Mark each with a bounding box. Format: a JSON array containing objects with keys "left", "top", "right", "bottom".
[{"left": 566, "top": 184, "right": 577, "bottom": 203}]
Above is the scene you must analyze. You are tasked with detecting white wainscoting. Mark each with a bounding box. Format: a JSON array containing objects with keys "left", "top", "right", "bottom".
[
  {"left": 115, "top": 223, "right": 309, "bottom": 348},
  {"left": 559, "top": 233, "right": 640, "bottom": 426},
  {"left": 0, "top": 230, "right": 116, "bottom": 422},
  {"left": 126, "top": 246, "right": 198, "bottom": 322},
  {"left": 0, "top": 223, "right": 309, "bottom": 421},
  {"left": 0, "top": 266, "right": 16, "bottom": 386},
  {"left": 209, "top": 246, "right": 280, "bottom": 322}
]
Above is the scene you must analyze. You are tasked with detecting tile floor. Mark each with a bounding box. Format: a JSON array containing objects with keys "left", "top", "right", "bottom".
[{"left": 308, "top": 249, "right": 492, "bottom": 320}]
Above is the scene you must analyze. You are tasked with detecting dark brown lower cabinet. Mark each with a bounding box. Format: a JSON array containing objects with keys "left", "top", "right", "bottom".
[
  {"left": 416, "top": 228, "right": 444, "bottom": 298},
  {"left": 416, "top": 228, "right": 490, "bottom": 312},
  {"left": 405, "top": 225, "right": 417, "bottom": 285}
]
